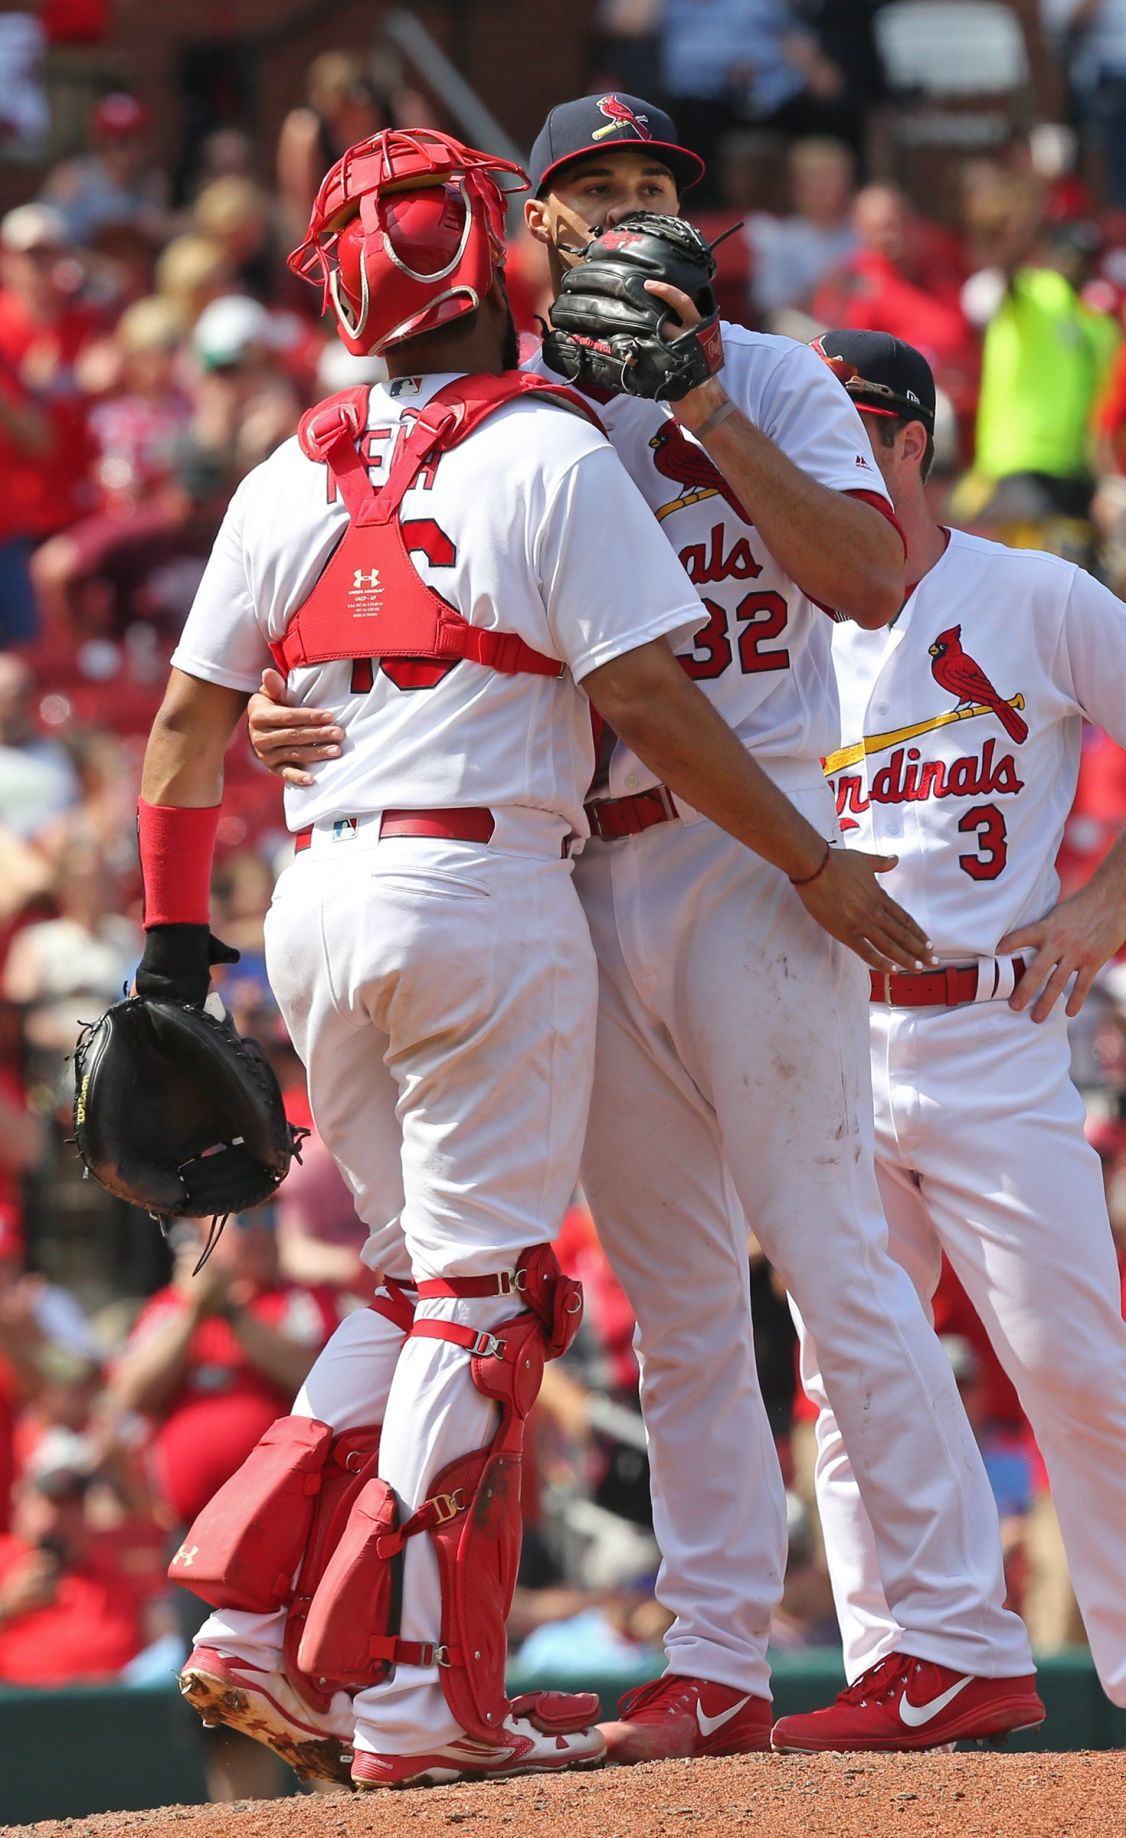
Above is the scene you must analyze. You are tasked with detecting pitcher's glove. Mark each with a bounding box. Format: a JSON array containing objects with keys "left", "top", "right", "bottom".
[
  {"left": 542, "top": 212, "right": 724, "bottom": 402},
  {"left": 73, "top": 994, "right": 303, "bottom": 1235}
]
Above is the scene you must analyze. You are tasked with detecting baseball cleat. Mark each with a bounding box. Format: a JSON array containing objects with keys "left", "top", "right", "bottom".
[
  {"left": 179, "top": 1645, "right": 354, "bottom": 1784},
  {"left": 769, "top": 1653, "right": 1046, "bottom": 1753},
  {"left": 350, "top": 1714, "right": 606, "bottom": 1789},
  {"left": 598, "top": 1673, "right": 773, "bottom": 1764}
]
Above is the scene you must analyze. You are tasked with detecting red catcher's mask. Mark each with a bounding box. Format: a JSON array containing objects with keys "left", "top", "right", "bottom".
[{"left": 288, "top": 128, "right": 528, "bottom": 356}]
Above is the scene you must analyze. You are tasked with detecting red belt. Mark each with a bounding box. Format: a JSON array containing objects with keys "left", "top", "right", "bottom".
[
  {"left": 294, "top": 808, "right": 496, "bottom": 852},
  {"left": 585, "top": 785, "right": 678, "bottom": 841},
  {"left": 871, "top": 957, "right": 1025, "bottom": 1008}
]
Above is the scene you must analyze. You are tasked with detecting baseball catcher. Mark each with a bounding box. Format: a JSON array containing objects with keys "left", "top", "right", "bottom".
[{"left": 542, "top": 212, "right": 726, "bottom": 401}]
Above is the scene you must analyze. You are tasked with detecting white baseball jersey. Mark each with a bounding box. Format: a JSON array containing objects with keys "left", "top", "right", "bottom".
[
  {"left": 531, "top": 327, "right": 893, "bottom": 793},
  {"left": 557, "top": 334, "right": 1032, "bottom": 1691},
  {"left": 827, "top": 527, "right": 1126, "bottom": 958},
  {"left": 172, "top": 371, "right": 705, "bottom": 837},
  {"left": 811, "top": 525, "right": 1126, "bottom": 1707}
]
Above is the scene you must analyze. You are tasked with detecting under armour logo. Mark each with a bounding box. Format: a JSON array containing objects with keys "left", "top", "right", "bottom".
[
  {"left": 353, "top": 568, "right": 381, "bottom": 591},
  {"left": 172, "top": 1544, "right": 198, "bottom": 1568}
]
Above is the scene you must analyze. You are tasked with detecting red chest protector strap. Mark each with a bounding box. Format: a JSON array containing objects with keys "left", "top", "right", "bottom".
[{"left": 272, "top": 374, "right": 605, "bottom": 678}]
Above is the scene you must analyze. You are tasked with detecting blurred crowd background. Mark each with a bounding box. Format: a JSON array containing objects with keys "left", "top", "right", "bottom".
[{"left": 1, "top": 0, "right": 1126, "bottom": 1802}]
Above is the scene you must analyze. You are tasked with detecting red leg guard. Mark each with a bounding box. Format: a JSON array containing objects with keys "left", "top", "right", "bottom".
[
  {"left": 402, "top": 1249, "right": 585, "bottom": 1742},
  {"left": 296, "top": 1474, "right": 405, "bottom": 1690},
  {"left": 169, "top": 1417, "right": 334, "bottom": 1612},
  {"left": 290, "top": 1249, "right": 586, "bottom": 1736},
  {"left": 284, "top": 1425, "right": 381, "bottom": 1710}
]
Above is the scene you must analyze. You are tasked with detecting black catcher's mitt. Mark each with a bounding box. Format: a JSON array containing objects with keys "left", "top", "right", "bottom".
[
  {"left": 542, "top": 212, "right": 725, "bottom": 402},
  {"left": 73, "top": 997, "right": 303, "bottom": 1233}
]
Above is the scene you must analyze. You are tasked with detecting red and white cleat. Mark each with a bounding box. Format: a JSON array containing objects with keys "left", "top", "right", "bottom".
[
  {"left": 598, "top": 1674, "right": 773, "bottom": 1765},
  {"left": 770, "top": 1654, "right": 1046, "bottom": 1754},
  {"left": 179, "top": 1645, "right": 354, "bottom": 1784},
  {"left": 351, "top": 1714, "right": 606, "bottom": 1789}
]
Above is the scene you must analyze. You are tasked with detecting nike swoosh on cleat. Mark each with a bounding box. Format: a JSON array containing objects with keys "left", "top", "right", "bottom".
[
  {"left": 898, "top": 1675, "right": 974, "bottom": 1728},
  {"left": 696, "top": 1695, "right": 752, "bottom": 1739}
]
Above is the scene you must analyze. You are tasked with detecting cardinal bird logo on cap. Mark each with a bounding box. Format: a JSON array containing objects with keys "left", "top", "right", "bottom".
[
  {"left": 650, "top": 423, "right": 750, "bottom": 522},
  {"left": 592, "top": 95, "right": 652, "bottom": 141},
  {"left": 928, "top": 626, "right": 1028, "bottom": 744}
]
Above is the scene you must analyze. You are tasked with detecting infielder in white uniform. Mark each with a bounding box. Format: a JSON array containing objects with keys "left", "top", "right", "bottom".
[
  {"left": 250, "top": 96, "right": 1044, "bottom": 1759},
  {"left": 802, "top": 328, "right": 1126, "bottom": 1722},
  {"left": 142, "top": 132, "right": 929, "bottom": 1793}
]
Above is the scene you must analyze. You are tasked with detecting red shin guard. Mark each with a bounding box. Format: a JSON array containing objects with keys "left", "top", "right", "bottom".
[{"left": 296, "top": 1246, "right": 585, "bottom": 1737}]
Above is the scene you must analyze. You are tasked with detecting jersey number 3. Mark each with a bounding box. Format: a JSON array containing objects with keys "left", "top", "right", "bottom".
[
  {"left": 681, "top": 591, "right": 790, "bottom": 681},
  {"left": 957, "top": 803, "right": 1008, "bottom": 881}
]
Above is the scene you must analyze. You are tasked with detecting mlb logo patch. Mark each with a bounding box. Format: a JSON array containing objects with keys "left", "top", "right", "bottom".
[
  {"left": 390, "top": 377, "right": 422, "bottom": 397},
  {"left": 332, "top": 818, "right": 358, "bottom": 842}
]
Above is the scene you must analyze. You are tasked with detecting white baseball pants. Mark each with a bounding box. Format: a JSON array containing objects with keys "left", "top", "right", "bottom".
[
  {"left": 574, "top": 799, "right": 1033, "bottom": 1697},
  {"left": 801, "top": 997, "right": 1126, "bottom": 1705},
  {"left": 197, "top": 825, "right": 597, "bottom": 1756}
]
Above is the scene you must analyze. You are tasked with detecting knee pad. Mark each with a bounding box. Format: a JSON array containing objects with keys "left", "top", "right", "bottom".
[{"left": 169, "top": 1415, "right": 336, "bottom": 1613}]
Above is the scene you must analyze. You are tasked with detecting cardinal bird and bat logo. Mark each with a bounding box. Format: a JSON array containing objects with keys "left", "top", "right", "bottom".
[
  {"left": 592, "top": 96, "right": 652, "bottom": 142},
  {"left": 823, "top": 625, "right": 1028, "bottom": 780},
  {"left": 650, "top": 423, "right": 751, "bottom": 523},
  {"left": 928, "top": 626, "right": 1029, "bottom": 744}
]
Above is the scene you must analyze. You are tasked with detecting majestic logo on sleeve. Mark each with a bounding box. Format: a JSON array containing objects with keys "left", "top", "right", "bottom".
[
  {"left": 592, "top": 95, "right": 651, "bottom": 141},
  {"left": 927, "top": 625, "right": 1029, "bottom": 744},
  {"left": 650, "top": 423, "right": 750, "bottom": 523}
]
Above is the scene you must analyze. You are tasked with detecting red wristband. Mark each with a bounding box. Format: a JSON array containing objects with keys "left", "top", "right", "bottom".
[{"left": 137, "top": 799, "right": 220, "bottom": 927}]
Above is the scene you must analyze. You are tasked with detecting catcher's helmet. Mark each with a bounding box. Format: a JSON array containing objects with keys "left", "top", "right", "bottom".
[{"left": 288, "top": 128, "right": 528, "bottom": 356}]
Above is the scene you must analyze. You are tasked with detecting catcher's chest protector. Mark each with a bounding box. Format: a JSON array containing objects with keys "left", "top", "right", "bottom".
[{"left": 271, "top": 374, "right": 602, "bottom": 680}]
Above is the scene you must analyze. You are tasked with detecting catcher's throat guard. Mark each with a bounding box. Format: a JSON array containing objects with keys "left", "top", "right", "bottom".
[{"left": 73, "top": 996, "right": 304, "bottom": 1249}]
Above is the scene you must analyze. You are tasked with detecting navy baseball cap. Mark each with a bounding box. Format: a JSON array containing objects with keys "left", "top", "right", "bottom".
[
  {"left": 530, "top": 93, "right": 705, "bottom": 198},
  {"left": 811, "top": 330, "right": 936, "bottom": 433}
]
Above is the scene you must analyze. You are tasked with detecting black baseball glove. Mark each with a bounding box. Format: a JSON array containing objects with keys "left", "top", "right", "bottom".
[
  {"left": 73, "top": 996, "right": 303, "bottom": 1236},
  {"left": 542, "top": 212, "right": 725, "bottom": 402}
]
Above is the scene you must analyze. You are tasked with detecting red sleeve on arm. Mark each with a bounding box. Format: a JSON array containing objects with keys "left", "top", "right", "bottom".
[
  {"left": 845, "top": 487, "right": 908, "bottom": 557},
  {"left": 137, "top": 799, "right": 219, "bottom": 927},
  {"left": 808, "top": 489, "right": 908, "bottom": 618}
]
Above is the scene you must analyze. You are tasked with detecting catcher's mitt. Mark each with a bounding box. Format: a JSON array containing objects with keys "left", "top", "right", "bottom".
[
  {"left": 542, "top": 212, "right": 725, "bottom": 402},
  {"left": 73, "top": 997, "right": 303, "bottom": 1241}
]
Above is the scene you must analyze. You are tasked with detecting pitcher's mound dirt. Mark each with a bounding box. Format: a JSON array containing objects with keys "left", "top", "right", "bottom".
[{"left": 6, "top": 1750, "right": 1123, "bottom": 1838}]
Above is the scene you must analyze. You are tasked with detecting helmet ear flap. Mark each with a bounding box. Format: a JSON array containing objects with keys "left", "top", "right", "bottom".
[{"left": 329, "top": 217, "right": 373, "bottom": 355}]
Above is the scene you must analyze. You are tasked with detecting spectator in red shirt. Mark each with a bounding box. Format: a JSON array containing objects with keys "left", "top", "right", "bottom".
[
  {"left": 0, "top": 358, "right": 51, "bottom": 645},
  {"left": 0, "top": 1451, "right": 144, "bottom": 1685},
  {"left": 31, "top": 295, "right": 193, "bottom": 640},
  {"left": 812, "top": 184, "right": 975, "bottom": 377},
  {"left": 108, "top": 1207, "right": 342, "bottom": 1801},
  {"left": 0, "top": 204, "right": 101, "bottom": 543},
  {"left": 108, "top": 1208, "right": 342, "bottom": 1528}
]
